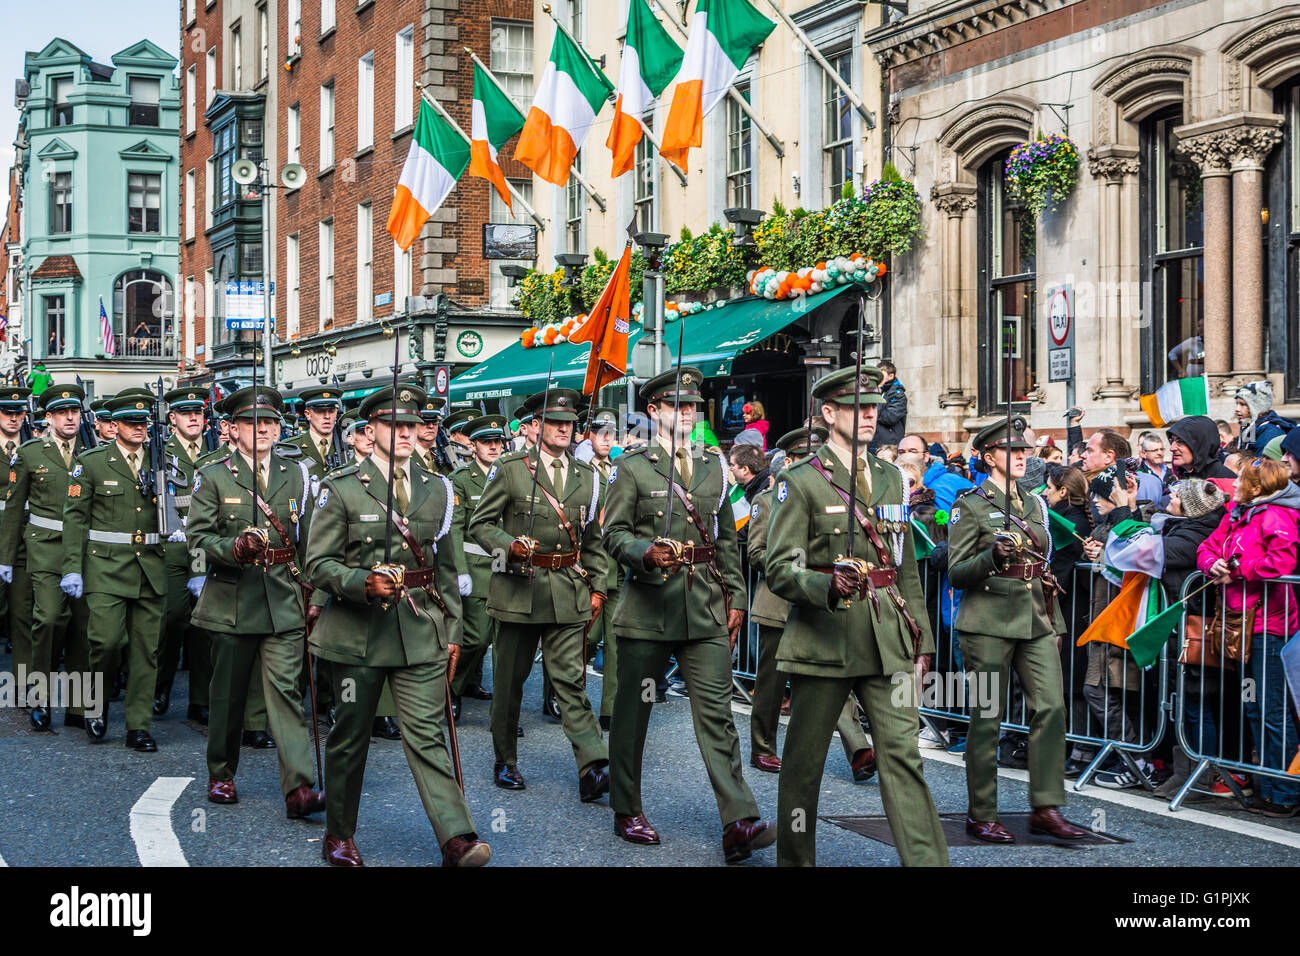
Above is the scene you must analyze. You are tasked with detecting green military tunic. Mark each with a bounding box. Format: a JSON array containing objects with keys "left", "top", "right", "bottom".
[
  {"left": 0, "top": 432, "right": 33, "bottom": 699},
  {"left": 602, "top": 440, "right": 758, "bottom": 827},
  {"left": 188, "top": 445, "right": 320, "bottom": 796},
  {"left": 286, "top": 429, "right": 337, "bottom": 476},
  {"left": 765, "top": 443, "right": 948, "bottom": 866},
  {"left": 305, "top": 456, "right": 475, "bottom": 847},
  {"left": 63, "top": 442, "right": 168, "bottom": 733},
  {"left": 746, "top": 485, "right": 870, "bottom": 766},
  {"left": 467, "top": 447, "right": 608, "bottom": 776},
  {"left": 449, "top": 458, "right": 496, "bottom": 700},
  {"left": 947, "top": 480, "right": 1067, "bottom": 821},
  {"left": 0, "top": 435, "right": 89, "bottom": 715}
]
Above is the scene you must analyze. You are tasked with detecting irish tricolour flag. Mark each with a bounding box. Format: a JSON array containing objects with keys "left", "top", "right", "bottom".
[
  {"left": 1139, "top": 376, "right": 1208, "bottom": 427},
  {"left": 659, "top": 0, "right": 774, "bottom": 173},
  {"left": 387, "top": 99, "right": 470, "bottom": 251},
  {"left": 469, "top": 62, "right": 525, "bottom": 209},
  {"left": 729, "top": 484, "right": 751, "bottom": 532},
  {"left": 606, "top": 0, "right": 683, "bottom": 178},
  {"left": 514, "top": 25, "right": 614, "bottom": 187}
]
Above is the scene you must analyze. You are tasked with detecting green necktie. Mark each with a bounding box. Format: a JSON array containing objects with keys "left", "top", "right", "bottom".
[
  {"left": 854, "top": 457, "right": 871, "bottom": 507},
  {"left": 395, "top": 467, "right": 409, "bottom": 513},
  {"left": 675, "top": 448, "right": 692, "bottom": 485},
  {"left": 550, "top": 459, "right": 564, "bottom": 496}
]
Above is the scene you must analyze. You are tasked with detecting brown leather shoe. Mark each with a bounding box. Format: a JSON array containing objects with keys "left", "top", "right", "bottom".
[
  {"left": 1028, "top": 806, "right": 1088, "bottom": 839},
  {"left": 441, "top": 834, "right": 492, "bottom": 867},
  {"left": 722, "top": 818, "right": 776, "bottom": 863},
  {"left": 614, "top": 812, "right": 661, "bottom": 845},
  {"left": 322, "top": 833, "right": 364, "bottom": 867},
  {"left": 965, "top": 817, "right": 1016, "bottom": 844},
  {"left": 750, "top": 754, "right": 781, "bottom": 773},
  {"left": 494, "top": 762, "right": 526, "bottom": 790},
  {"left": 285, "top": 784, "right": 326, "bottom": 819},
  {"left": 578, "top": 765, "right": 610, "bottom": 803},
  {"left": 851, "top": 748, "right": 877, "bottom": 782},
  {"left": 207, "top": 778, "right": 237, "bottom": 804}
]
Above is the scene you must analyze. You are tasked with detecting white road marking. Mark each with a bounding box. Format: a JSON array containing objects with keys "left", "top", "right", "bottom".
[
  {"left": 130, "top": 776, "right": 193, "bottom": 867},
  {"left": 0, "top": 849, "right": 7, "bottom": 866}
]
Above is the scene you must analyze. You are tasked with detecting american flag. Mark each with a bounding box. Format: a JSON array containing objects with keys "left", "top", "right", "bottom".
[{"left": 99, "top": 298, "right": 116, "bottom": 357}]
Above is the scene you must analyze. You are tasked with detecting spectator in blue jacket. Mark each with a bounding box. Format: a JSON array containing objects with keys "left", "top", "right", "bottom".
[{"left": 869, "top": 360, "right": 907, "bottom": 453}]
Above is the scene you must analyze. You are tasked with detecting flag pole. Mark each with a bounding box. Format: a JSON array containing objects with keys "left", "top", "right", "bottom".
[
  {"left": 460, "top": 41, "right": 608, "bottom": 211},
  {"left": 414, "top": 83, "right": 547, "bottom": 232}
]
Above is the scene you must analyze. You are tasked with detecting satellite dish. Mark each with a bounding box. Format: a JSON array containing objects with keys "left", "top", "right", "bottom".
[
  {"left": 231, "top": 159, "right": 259, "bottom": 185},
  {"left": 281, "top": 163, "right": 306, "bottom": 188}
]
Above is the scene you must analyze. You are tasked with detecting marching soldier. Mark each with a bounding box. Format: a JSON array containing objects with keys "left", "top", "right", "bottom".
[
  {"left": 441, "top": 408, "right": 476, "bottom": 469},
  {"left": 62, "top": 393, "right": 168, "bottom": 751},
  {"left": 414, "top": 398, "right": 447, "bottom": 474},
  {"left": 602, "top": 368, "right": 774, "bottom": 863},
  {"left": 344, "top": 416, "right": 374, "bottom": 462},
  {"left": 947, "top": 419, "right": 1088, "bottom": 843},
  {"left": 187, "top": 385, "right": 325, "bottom": 817},
  {"left": 764, "top": 366, "right": 948, "bottom": 866},
  {"left": 286, "top": 386, "right": 344, "bottom": 473},
  {"left": 747, "top": 426, "right": 876, "bottom": 780},
  {"left": 305, "top": 384, "right": 489, "bottom": 867},
  {"left": 0, "top": 385, "right": 90, "bottom": 731},
  {"left": 448, "top": 414, "right": 506, "bottom": 714},
  {"left": 583, "top": 406, "right": 621, "bottom": 730},
  {"left": 0, "top": 387, "right": 33, "bottom": 704},
  {"left": 466, "top": 388, "right": 610, "bottom": 800},
  {"left": 89, "top": 398, "right": 117, "bottom": 444}
]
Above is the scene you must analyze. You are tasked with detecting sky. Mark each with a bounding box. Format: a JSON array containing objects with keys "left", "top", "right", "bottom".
[{"left": 0, "top": 0, "right": 180, "bottom": 169}]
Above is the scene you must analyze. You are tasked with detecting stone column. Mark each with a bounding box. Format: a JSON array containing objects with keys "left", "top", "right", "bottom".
[
  {"left": 1227, "top": 121, "right": 1283, "bottom": 377},
  {"left": 1086, "top": 145, "right": 1140, "bottom": 400},
  {"left": 931, "top": 183, "right": 977, "bottom": 410}
]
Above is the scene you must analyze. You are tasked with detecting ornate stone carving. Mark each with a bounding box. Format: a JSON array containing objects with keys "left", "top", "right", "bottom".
[
  {"left": 931, "top": 184, "right": 977, "bottom": 216},
  {"left": 1097, "top": 57, "right": 1191, "bottom": 100},
  {"left": 867, "top": 0, "right": 1055, "bottom": 69},
  {"left": 1086, "top": 147, "right": 1140, "bottom": 181},
  {"left": 1226, "top": 59, "right": 1242, "bottom": 113},
  {"left": 1177, "top": 117, "right": 1283, "bottom": 172},
  {"left": 1175, "top": 131, "right": 1231, "bottom": 174},
  {"left": 1224, "top": 16, "right": 1300, "bottom": 63},
  {"left": 1223, "top": 124, "right": 1283, "bottom": 167}
]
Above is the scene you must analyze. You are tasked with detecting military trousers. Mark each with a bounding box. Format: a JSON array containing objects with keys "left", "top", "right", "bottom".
[
  {"left": 778, "top": 673, "right": 949, "bottom": 867},
  {"left": 85, "top": 587, "right": 164, "bottom": 731},
  {"left": 27, "top": 568, "right": 90, "bottom": 715},
  {"left": 325, "top": 659, "right": 474, "bottom": 849},
  {"left": 586, "top": 588, "right": 620, "bottom": 720},
  {"left": 450, "top": 594, "right": 495, "bottom": 699},
  {"left": 491, "top": 621, "right": 607, "bottom": 774},
  {"left": 208, "top": 628, "right": 317, "bottom": 796},
  {"left": 750, "top": 625, "right": 871, "bottom": 766},
  {"left": 961, "top": 630, "right": 1067, "bottom": 820},
  {"left": 6, "top": 560, "right": 33, "bottom": 701},
  {"left": 610, "top": 633, "right": 759, "bottom": 827},
  {"left": 156, "top": 546, "right": 198, "bottom": 696}
]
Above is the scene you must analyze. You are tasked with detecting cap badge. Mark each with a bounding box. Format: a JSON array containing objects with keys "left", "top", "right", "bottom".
[
  {"left": 399, "top": 390, "right": 412, "bottom": 403},
  {"left": 61, "top": 391, "right": 70, "bottom": 399},
  {"left": 135, "top": 402, "right": 145, "bottom": 410},
  {"left": 683, "top": 374, "right": 694, "bottom": 386}
]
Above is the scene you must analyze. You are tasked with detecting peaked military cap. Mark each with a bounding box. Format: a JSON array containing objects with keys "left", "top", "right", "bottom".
[
  {"left": 442, "top": 408, "right": 477, "bottom": 435},
  {"left": 420, "top": 396, "right": 447, "bottom": 422},
  {"left": 583, "top": 406, "right": 619, "bottom": 432},
  {"left": 226, "top": 385, "right": 284, "bottom": 421},
  {"left": 0, "top": 386, "right": 30, "bottom": 410},
  {"left": 522, "top": 388, "right": 582, "bottom": 423},
  {"left": 640, "top": 367, "right": 705, "bottom": 406},
  {"left": 107, "top": 392, "right": 154, "bottom": 421},
  {"left": 360, "top": 384, "right": 427, "bottom": 425},
  {"left": 971, "top": 416, "right": 1033, "bottom": 453},
  {"left": 775, "top": 425, "right": 828, "bottom": 456},
  {"left": 40, "top": 383, "right": 85, "bottom": 412},
  {"left": 299, "top": 386, "right": 343, "bottom": 409},
  {"left": 164, "top": 387, "right": 207, "bottom": 412},
  {"left": 467, "top": 414, "right": 508, "bottom": 442},
  {"left": 812, "top": 366, "right": 884, "bottom": 406}
]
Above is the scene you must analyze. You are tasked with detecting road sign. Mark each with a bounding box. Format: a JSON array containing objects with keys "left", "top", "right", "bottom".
[
  {"left": 434, "top": 364, "right": 450, "bottom": 396},
  {"left": 1046, "top": 284, "right": 1074, "bottom": 383}
]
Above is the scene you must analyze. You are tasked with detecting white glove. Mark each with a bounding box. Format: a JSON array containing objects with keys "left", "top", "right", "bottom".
[
  {"left": 457, "top": 573, "right": 473, "bottom": 596},
  {"left": 187, "top": 576, "right": 205, "bottom": 597},
  {"left": 168, "top": 528, "right": 187, "bottom": 542},
  {"left": 0, "top": 565, "right": 11, "bottom": 584},
  {"left": 60, "top": 573, "right": 83, "bottom": 599}
]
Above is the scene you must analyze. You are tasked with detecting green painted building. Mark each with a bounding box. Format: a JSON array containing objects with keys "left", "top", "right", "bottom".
[{"left": 15, "top": 37, "right": 179, "bottom": 396}]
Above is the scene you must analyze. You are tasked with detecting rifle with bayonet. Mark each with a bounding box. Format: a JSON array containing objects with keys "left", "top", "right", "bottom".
[
  {"left": 74, "top": 375, "right": 97, "bottom": 450},
  {"left": 145, "top": 377, "right": 188, "bottom": 537}
]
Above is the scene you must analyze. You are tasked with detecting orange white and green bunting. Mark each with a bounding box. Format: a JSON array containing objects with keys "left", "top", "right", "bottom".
[
  {"left": 386, "top": 99, "right": 470, "bottom": 251},
  {"left": 514, "top": 24, "right": 615, "bottom": 187},
  {"left": 749, "top": 254, "right": 885, "bottom": 300},
  {"left": 606, "top": 0, "right": 683, "bottom": 178},
  {"left": 660, "top": 0, "right": 774, "bottom": 173},
  {"left": 469, "top": 62, "right": 525, "bottom": 210}
]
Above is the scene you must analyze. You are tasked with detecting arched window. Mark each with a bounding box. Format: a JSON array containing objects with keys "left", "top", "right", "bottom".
[
  {"left": 113, "top": 269, "right": 174, "bottom": 359},
  {"left": 212, "top": 253, "right": 233, "bottom": 347}
]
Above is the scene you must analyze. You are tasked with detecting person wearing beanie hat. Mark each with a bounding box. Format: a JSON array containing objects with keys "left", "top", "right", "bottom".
[
  {"left": 1235, "top": 380, "right": 1294, "bottom": 456},
  {"left": 1016, "top": 456, "right": 1048, "bottom": 496},
  {"left": 1282, "top": 426, "right": 1300, "bottom": 480}
]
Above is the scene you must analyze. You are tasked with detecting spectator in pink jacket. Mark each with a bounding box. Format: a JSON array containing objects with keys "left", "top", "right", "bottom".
[{"left": 736, "top": 401, "right": 770, "bottom": 450}]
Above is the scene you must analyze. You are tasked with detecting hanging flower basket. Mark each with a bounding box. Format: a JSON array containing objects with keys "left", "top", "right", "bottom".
[{"left": 1004, "top": 133, "right": 1080, "bottom": 218}]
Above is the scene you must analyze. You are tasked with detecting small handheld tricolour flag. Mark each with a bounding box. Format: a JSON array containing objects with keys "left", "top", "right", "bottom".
[
  {"left": 1139, "top": 376, "right": 1208, "bottom": 427},
  {"left": 729, "top": 484, "right": 750, "bottom": 532},
  {"left": 387, "top": 98, "right": 471, "bottom": 251},
  {"left": 659, "top": 0, "right": 775, "bottom": 173},
  {"left": 469, "top": 62, "right": 525, "bottom": 209}
]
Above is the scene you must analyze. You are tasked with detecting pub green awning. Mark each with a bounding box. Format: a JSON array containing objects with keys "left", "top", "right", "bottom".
[{"left": 449, "top": 284, "right": 853, "bottom": 404}]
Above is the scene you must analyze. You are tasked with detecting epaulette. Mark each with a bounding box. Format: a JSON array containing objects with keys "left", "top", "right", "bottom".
[
  {"left": 619, "top": 445, "right": 652, "bottom": 459},
  {"left": 954, "top": 486, "right": 980, "bottom": 500},
  {"left": 330, "top": 463, "right": 362, "bottom": 480},
  {"left": 20, "top": 437, "right": 45, "bottom": 449},
  {"left": 496, "top": 449, "right": 527, "bottom": 465},
  {"left": 195, "top": 447, "right": 233, "bottom": 466},
  {"left": 78, "top": 443, "right": 112, "bottom": 456},
  {"left": 572, "top": 457, "right": 594, "bottom": 473}
]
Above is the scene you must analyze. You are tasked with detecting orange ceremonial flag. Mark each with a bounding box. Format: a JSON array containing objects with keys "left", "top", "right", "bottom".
[{"left": 569, "top": 243, "right": 633, "bottom": 396}]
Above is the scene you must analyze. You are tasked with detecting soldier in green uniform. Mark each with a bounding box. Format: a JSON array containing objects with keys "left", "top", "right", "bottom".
[
  {"left": 0, "top": 387, "right": 33, "bottom": 708},
  {"left": 448, "top": 414, "right": 505, "bottom": 714},
  {"left": 441, "top": 408, "right": 476, "bottom": 471},
  {"left": 286, "top": 386, "right": 344, "bottom": 473},
  {"left": 582, "top": 406, "right": 622, "bottom": 730},
  {"left": 947, "top": 419, "right": 1088, "bottom": 843},
  {"left": 187, "top": 385, "right": 325, "bottom": 816},
  {"left": 89, "top": 398, "right": 117, "bottom": 444},
  {"left": 62, "top": 393, "right": 169, "bottom": 751},
  {"left": 305, "top": 384, "right": 489, "bottom": 867},
  {"left": 413, "top": 397, "right": 447, "bottom": 474},
  {"left": 0, "top": 385, "right": 90, "bottom": 731},
  {"left": 467, "top": 389, "right": 610, "bottom": 800},
  {"left": 344, "top": 416, "right": 373, "bottom": 461},
  {"left": 602, "top": 368, "right": 774, "bottom": 863},
  {"left": 747, "top": 426, "right": 877, "bottom": 780},
  {"left": 765, "top": 366, "right": 948, "bottom": 867}
]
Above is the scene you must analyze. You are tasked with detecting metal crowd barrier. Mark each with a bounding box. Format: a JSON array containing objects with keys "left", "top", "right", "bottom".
[{"left": 1168, "top": 571, "right": 1300, "bottom": 811}]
